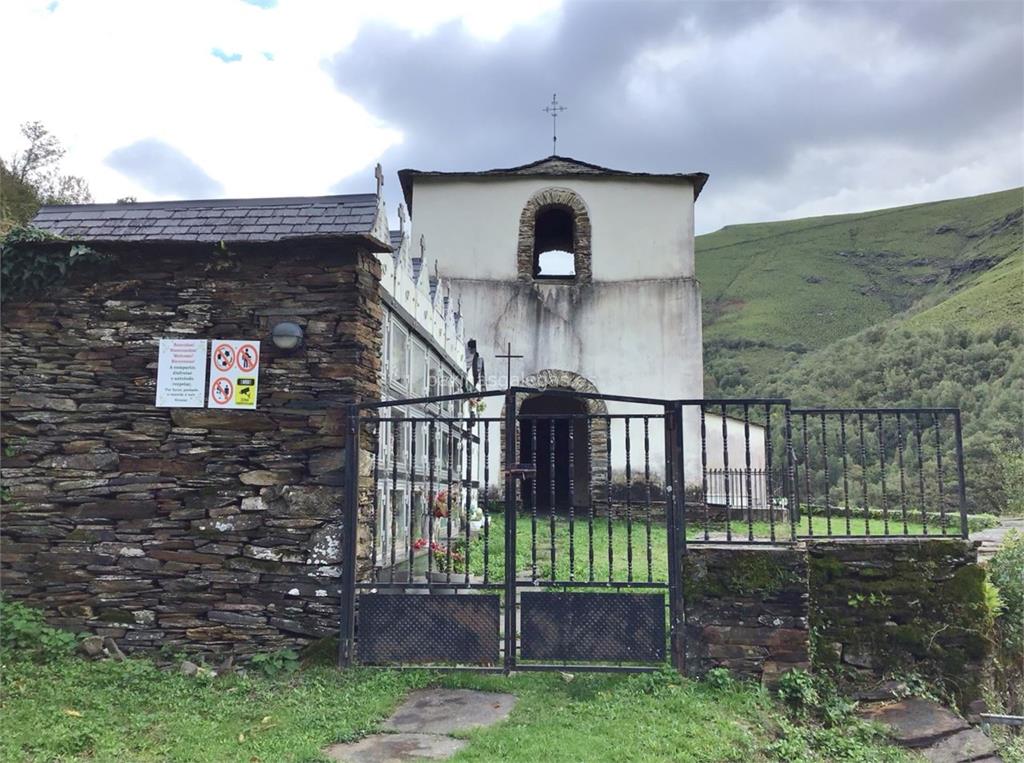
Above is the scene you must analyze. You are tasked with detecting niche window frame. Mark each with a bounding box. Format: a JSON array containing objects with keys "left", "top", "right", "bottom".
[{"left": 517, "top": 187, "right": 592, "bottom": 284}]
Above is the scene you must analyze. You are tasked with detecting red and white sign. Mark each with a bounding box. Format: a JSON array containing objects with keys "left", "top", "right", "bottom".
[
  {"left": 210, "top": 376, "right": 233, "bottom": 405},
  {"left": 207, "top": 339, "right": 260, "bottom": 408}
]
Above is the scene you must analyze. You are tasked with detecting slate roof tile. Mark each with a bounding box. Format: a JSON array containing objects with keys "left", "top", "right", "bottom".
[{"left": 30, "top": 193, "right": 386, "bottom": 250}]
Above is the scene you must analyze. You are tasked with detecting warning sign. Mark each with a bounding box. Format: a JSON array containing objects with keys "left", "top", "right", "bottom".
[
  {"left": 210, "top": 376, "right": 233, "bottom": 405},
  {"left": 213, "top": 343, "right": 235, "bottom": 372},
  {"left": 237, "top": 344, "right": 259, "bottom": 373},
  {"left": 207, "top": 340, "right": 260, "bottom": 408},
  {"left": 235, "top": 377, "right": 257, "bottom": 406}
]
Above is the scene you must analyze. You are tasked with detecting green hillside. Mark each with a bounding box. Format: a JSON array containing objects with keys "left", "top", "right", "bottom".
[
  {"left": 696, "top": 187, "right": 1023, "bottom": 512},
  {"left": 698, "top": 188, "right": 1021, "bottom": 381}
]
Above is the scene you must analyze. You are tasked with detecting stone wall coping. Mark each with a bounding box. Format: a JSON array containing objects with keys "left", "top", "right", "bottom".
[{"left": 804, "top": 537, "right": 977, "bottom": 548}]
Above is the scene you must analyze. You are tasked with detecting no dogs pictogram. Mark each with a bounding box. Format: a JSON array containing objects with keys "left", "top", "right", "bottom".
[
  {"left": 210, "top": 376, "right": 233, "bottom": 405},
  {"left": 237, "top": 343, "right": 259, "bottom": 373},
  {"left": 213, "top": 344, "right": 235, "bottom": 371}
]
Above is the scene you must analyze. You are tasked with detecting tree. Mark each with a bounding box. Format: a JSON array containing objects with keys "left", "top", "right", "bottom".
[{"left": 1, "top": 121, "right": 92, "bottom": 231}]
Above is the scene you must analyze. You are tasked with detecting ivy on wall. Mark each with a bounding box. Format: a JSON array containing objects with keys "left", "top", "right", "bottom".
[{"left": 0, "top": 226, "right": 110, "bottom": 301}]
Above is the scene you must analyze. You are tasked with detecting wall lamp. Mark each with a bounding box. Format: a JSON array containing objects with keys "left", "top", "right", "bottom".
[{"left": 271, "top": 321, "right": 304, "bottom": 351}]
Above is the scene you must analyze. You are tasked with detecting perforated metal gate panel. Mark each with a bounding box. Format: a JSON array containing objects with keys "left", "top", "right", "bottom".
[
  {"left": 520, "top": 592, "right": 666, "bottom": 662},
  {"left": 357, "top": 594, "right": 500, "bottom": 665}
]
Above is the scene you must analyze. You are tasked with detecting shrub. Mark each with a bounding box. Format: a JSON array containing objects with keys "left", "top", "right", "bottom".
[
  {"left": 777, "top": 670, "right": 855, "bottom": 727},
  {"left": 0, "top": 598, "right": 79, "bottom": 662},
  {"left": 703, "top": 667, "right": 736, "bottom": 690},
  {"left": 989, "top": 530, "right": 1024, "bottom": 655},
  {"left": 249, "top": 648, "right": 299, "bottom": 677}
]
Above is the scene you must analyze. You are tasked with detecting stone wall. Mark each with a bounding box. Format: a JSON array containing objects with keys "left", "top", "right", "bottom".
[
  {"left": 807, "top": 538, "right": 989, "bottom": 703},
  {"left": 0, "top": 241, "right": 382, "bottom": 658},
  {"left": 682, "top": 545, "right": 810, "bottom": 685}
]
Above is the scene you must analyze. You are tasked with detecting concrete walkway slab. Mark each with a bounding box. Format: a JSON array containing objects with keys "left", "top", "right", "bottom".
[
  {"left": 323, "top": 733, "right": 466, "bottom": 762},
  {"left": 382, "top": 689, "right": 516, "bottom": 735},
  {"left": 972, "top": 517, "right": 1023, "bottom": 562}
]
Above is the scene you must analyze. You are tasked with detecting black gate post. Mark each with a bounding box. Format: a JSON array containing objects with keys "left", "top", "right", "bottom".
[
  {"left": 503, "top": 389, "right": 518, "bottom": 673},
  {"left": 664, "top": 402, "right": 686, "bottom": 674},
  {"left": 338, "top": 401, "right": 360, "bottom": 667},
  {"left": 953, "top": 409, "right": 969, "bottom": 539}
]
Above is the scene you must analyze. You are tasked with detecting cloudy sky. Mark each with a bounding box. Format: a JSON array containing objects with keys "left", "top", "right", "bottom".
[{"left": 2, "top": 0, "right": 1021, "bottom": 233}]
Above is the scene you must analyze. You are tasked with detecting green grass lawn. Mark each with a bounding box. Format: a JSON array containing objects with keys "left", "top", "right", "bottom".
[
  {"left": 0, "top": 655, "right": 911, "bottom": 763},
  {"left": 465, "top": 514, "right": 927, "bottom": 584}
]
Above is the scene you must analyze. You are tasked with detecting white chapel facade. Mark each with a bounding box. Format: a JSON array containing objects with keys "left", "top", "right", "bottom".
[{"left": 398, "top": 156, "right": 708, "bottom": 404}]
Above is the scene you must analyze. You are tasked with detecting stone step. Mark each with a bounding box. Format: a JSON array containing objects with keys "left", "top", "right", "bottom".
[{"left": 858, "top": 698, "right": 1002, "bottom": 762}]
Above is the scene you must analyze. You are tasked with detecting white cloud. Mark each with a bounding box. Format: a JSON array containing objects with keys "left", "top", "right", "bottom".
[
  {"left": 0, "top": 0, "right": 558, "bottom": 201},
  {"left": 697, "top": 128, "right": 1024, "bottom": 234}
]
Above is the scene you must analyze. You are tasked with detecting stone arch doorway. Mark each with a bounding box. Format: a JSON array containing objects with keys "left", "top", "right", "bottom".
[
  {"left": 520, "top": 393, "right": 590, "bottom": 513},
  {"left": 502, "top": 370, "right": 609, "bottom": 512}
]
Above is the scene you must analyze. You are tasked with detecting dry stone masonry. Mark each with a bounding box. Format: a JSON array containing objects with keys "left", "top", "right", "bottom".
[
  {"left": 682, "top": 545, "right": 810, "bottom": 684},
  {"left": 1, "top": 241, "right": 382, "bottom": 658}
]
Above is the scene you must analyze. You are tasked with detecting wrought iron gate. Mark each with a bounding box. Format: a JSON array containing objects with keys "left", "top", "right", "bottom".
[
  {"left": 338, "top": 388, "right": 691, "bottom": 672},
  {"left": 338, "top": 389, "right": 967, "bottom": 673}
]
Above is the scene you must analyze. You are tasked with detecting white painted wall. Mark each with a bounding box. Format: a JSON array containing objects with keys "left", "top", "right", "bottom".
[
  {"left": 407, "top": 170, "right": 707, "bottom": 488},
  {"left": 411, "top": 175, "right": 697, "bottom": 281}
]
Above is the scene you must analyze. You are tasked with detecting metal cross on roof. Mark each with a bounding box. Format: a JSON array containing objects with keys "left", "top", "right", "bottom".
[
  {"left": 542, "top": 93, "right": 566, "bottom": 156},
  {"left": 495, "top": 341, "right": 523, "bottom": 390}
]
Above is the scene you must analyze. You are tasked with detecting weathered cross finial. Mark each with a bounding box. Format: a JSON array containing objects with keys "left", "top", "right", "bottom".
[
  {"left": 542, "top": 93, "right": 566, "bottom": 156},
  {"left": 374, "top": 163, "right": 384, "bottom": 196},
  {"left": 419, "top": 233, "right": 427, "bottom": 258},
  {"left": 495, "top": 341, "right": 524, "bottom": 390},
  {"left": 398, "top": 203, "right": 407, "bottom": 234}
]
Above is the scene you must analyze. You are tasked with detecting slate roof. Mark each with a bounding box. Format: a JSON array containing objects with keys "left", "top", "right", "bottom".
[
  {"left": 398, "top": 155, "right": 709, "bottom": 212},
  {"left": 389, "top": 229, "right": 404, "bottom": 250},
  {"left": 31, "top": 194, "right": 390, "bottom": 251}
]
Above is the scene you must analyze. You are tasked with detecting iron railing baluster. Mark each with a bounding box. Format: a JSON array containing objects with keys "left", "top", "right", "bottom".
[
  {"left": 700, "top": 405, "right": 710, "bottom": 541},
  {"left": 744, "top": 404, "right": 754, "bottom": 541},
  {"left": 644, "top": 416, "right": 653, "bottom": 582},
  {"left": 464, "top": 416, "right": 473, "bottom": 586},
  {"left": 764, "top": 404, "right": 776, "bottom": 542},
  {"left": 802, "top": 413, "right": 812, "bottom": 536},
  {"left": 482, "top": 420, "right": 489, "bottom": 583},
  {"left": 371, "top": 420, "right": 379, "bottom": 582},
  {"left": 428, "top": 419, "right": 436, "bottom": 579},
  {"left": 840, "top": 412, "right": 851, "bottom": 536},
  {"left": 914, "top": 413, "right": 927, "bottom": 535},
  {"left": 935, "top": 415, "right": 947, "bottom": 535},
  {"left": 877, "top": 413, "right": 889, "bottom": 536},
  {"left": 568, "top": 415, "right": 576, "bottom": 582},
  {"left": 391, "top": 420, "right": 399, "bottom": 569},
  {"left": 446, "top": 427, "right": 454, "bottom": 584},
  {"left": 530, "top": 418, "right": 538, "bottom": 581},
  {"left": 785, "top": 405, "right": 797, "bottom": 541},
  {"left": 588, "top": 417, "right": 595, "bottom": 583},
  {"left": 859, "top": 413, "right": 870, "bottom": 536},
  {"left": 722, "top": 404, "right": 732, "bottom": 542},
  {"left": 821, "top": 413, "right": 830, "bottom": 537},
  {"left": 625, "top": 417, "right": 633, "bottom": 582},
  {"left": 896, "top": 412, "right": 908, "bottom": 535},
  {"left": 409, "top": 419, "right": 417, "bottom": 581},
  {"left": 550, "top": 418, "right": 557, "bottom": 579},
  {"left": 607, "top": 414, "right": 613, "bottom": 583}
]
